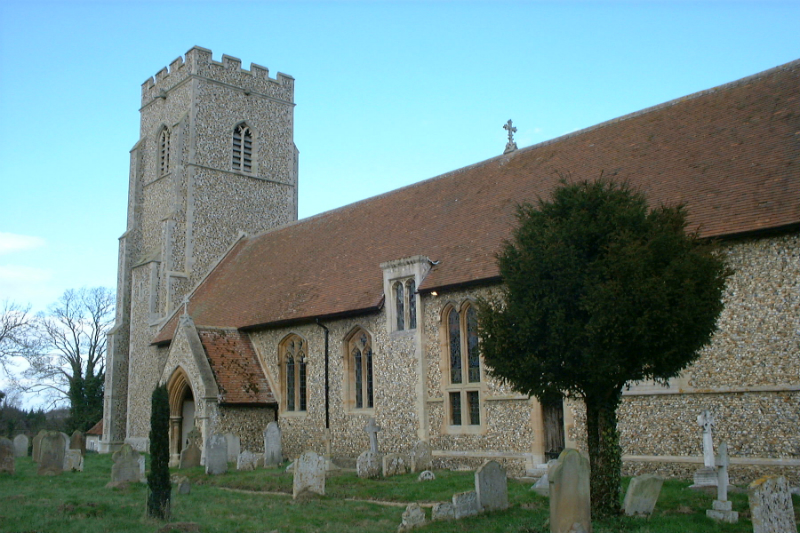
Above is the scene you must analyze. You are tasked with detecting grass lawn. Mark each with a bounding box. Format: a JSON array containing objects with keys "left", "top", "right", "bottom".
[{"left": 1, "top": 453, "right": 798, "bottom": 532}]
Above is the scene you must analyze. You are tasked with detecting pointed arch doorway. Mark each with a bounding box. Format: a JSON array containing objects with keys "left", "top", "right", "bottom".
[{"left": 167, "top": 368, "right": 195, "bottom": 463}]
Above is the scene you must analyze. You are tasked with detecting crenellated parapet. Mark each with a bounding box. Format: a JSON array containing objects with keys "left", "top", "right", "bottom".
[{"left": 141, "top": 46, "right": 294, "bottom": 106}]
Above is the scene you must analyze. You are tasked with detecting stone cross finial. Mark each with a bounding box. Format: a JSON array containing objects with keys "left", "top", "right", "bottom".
[
  {"left": 182, "top": 295, "right": 190, "bottom": 317},
  {"left": 697, "top": 409, "right": 715, "bottom": 468},
  {"left": 503, "top": 119, "right": 518, "bottom": 154},
  {"left": 364, "top": 417, "right": 382, "bottom": 454}
]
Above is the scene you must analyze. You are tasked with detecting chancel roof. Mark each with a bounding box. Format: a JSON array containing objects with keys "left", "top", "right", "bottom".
[{"left": 154, "top": 59, "right": 800, "bottom": 344}]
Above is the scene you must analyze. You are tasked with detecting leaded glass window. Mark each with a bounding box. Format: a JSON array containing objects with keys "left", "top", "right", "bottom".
[
  {"left": 448, "top": 308, "right": 462, "bottom": 384},
  {"left": 286, "top": 355, "right": 295, "bottom": 411},
  {"left": 407, "top": 279, "right": 416, "bottom": 329},
  {"left": 282, "top": 335, "right": 307, "bottom": 412},
  {"left": 467, "top": 306, "right": 480, "bottom": 383},
  {"left": 444, "top": 302, "right": 483, "bottom": 429},
  {"left": 349, "top": 329, "right": 374, "bottom": 410},
  {"left": 395, "top": 282, "right": 405, "bottom": 331},
  {"left": 450, "top": 392, "right": 462, "bottom": 425},
  {"left": 468, "top": 391, "right": 480, "bottom": 425}
]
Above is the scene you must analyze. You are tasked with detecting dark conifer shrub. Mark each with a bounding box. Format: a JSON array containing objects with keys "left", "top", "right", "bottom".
[{"left": 147, "top": 384, "right": 170, "bottom": 519}]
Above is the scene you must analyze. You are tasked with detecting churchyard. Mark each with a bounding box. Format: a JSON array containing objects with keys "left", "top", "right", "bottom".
[{"left": 1, "top": 449, "right": 798, "bottom": 533}]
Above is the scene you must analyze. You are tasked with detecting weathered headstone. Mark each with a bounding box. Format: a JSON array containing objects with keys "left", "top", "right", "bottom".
[
  {"left": 292, "top": 450, "right": 326, "bottom": 499},
  {"left": 706, "top": 442, "right": 738, "bottom": 523},
  {"left": 410, "top": 441, "right": 433, "bottom": 472},
  {"left": 64, "top": 449, "right": 84, "bottom": 472},
  {"left": 432, "top": 502, "right": 455, "bottom": 521},
  {"left": 531, "top": 473, "right": 550, "bottom": 496},
  {"left": 32, "top": 430, "right": 46, "bottom": 462},
  {"left": 382, "top": 453, "right": 410, "bottom": 477},
  {"left": 549, "top": 449, "right": 591, "bottom": 533},
  {"left": 263, "top": 422, "right": 282, "bottom": 466},
  {"left": 37, "top": 431, "right": 67, "bottom": 476},
  {"left": 185, "top": 427, "right": 202, "bottom": 449},
  {"left": 109, "top": 443, "right": 145, "bottom": 485},
  {"left": 475, "top": 460, "right": 509, "bottom": 512},
  {"left": 224, "top": 433, "right": 240, "bottom": 463},
  {"left": 0, "top": 437, "right": 15, "bottom": 474},
  {"left": 692, "top": 409, "right": 718, "bottom": 487},
  {"left": 452, "top": 490, "right": 480, "bottom": 519},
  {"left": 398, "top": 503, "right": 426, "bottom": 532},
  {"left": 364, "top": 417, "right": 382, "bottom": 453},
  {"left": 172, "top": 475, "right": 191, "bottom": 495},
  {"left": 623, "top": 474, "right": 664, "bottom": 516},
  {"left": 205, "top": 434, "right": 229, "bottom": 475},
  {"left": 237, "top": 450, "right": 260, "bottom": 471},
  {"left": 13, "top": 434, "right": 29, "bottom": 457},
  {"left": 357, "top": 450, "right": 383, "bottom": 479},
  {"left": 70, "top": 430, "right": 86, "bottom": 456},
  {"left": 180, "top": 443, "right": 202, "bottom": 469},
  {"left": 417, "top": 470, "right": 436, "bottom": 482},
  {"left": 749, "top": 475, "right": 796, "bottom": 533}
]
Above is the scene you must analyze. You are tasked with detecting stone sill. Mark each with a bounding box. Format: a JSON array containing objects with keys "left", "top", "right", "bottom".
[
  {"left": 624, "top": 455, "right": 800, "bottom": 467},
  {"left": 623, "top": 384, "right": 800, "bottom": 396}
]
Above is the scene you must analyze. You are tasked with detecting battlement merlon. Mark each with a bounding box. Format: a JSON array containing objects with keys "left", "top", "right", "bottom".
[{"left": 141, "top": 46, "right": 294, "bottom": 106}]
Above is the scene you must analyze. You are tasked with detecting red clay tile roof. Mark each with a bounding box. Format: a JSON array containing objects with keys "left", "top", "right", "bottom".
[
  {"left": 154, "top": 59, "right": 800, "bottom": 343},
  {"left": 86, "top": 420, "right": 103, "bottom": 436},
  {"left": 197, "top": 328, "right": 275, "bottom": 404}
]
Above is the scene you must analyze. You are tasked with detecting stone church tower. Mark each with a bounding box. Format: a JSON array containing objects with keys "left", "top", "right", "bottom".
[{"left": 101, "top": 47, "right": 298, "bottom": 451}]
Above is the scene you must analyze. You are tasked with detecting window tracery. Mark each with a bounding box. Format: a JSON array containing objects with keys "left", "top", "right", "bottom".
[
  {"left": 281, "top": 334, "right": 307, "bottom": 412},
  {"left": 232, "top": 123, "right": 253, "bottom": 173}
]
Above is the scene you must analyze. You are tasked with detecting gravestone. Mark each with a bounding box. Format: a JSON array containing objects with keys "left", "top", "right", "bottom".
[
  {"left": 623, "top": 474, "right": 664, "bottom": 516},
  {"left": 292, "top": 450, "right": 326, "bottom": 499},
  {"left": 692, "top": 409, "right": 718, "bottom": 487},
  {"left": 417, "top": 470, "right": 436, "bottom": 482},
  {"left": 357, "top": 450, "right": 383, "bottom": 479},
  {"left": 224, "top": 433, "right": 240, "bottom": 463},
  {"left": 70, "top": 430, "right": 86, "bottom": 456},
  {"left": 13, "top": 434, "right": 29, "bottom": 457},
  {"left": 398, "top": 503, "right": 426, "bottom": 532},
  {"left": 531, "top": 473, "right": 550, "bottom": 496},
  {"left": 32, "top": 430, "right": 46, "bottom": 462},
  {"left": 452, "top": 490, "right": 480, "bottom": 519},
  {"left": 364, "top": 417, "right": 382, "bottom": 453},
  {"left": 205, "top": 434, "right": 229, "bottom": 475},
  {"left": 237, "top": 450, "right": 260, "bottom": 471},
  {"left": 432, "top": 502, "right": 455, "bottom": 521},
  {"left": 172, "top": 475, "right": 191, "bottom": 495},
  {"left": 185, "top": 427, "right": 202, "bottom": 449},
  {"left": 410, "top": 440, "right": 433, "bottom": 472},
  {"left": 180, "top": 443, "right": 202, "bottom": 469},
  {"left": 475, "top": 460, "right": 509, "bottom": 512},
  {"left": 748, "top": 475, "right": 797, "bottom": 533},
  {"left": 109, "top": 443, "right": 145, "bottom": 485},
  {"left": 37, "top": 431, "right": 67, "bottom": 476},
  {"left": 263, "top": 422, "right": 282, "bottom": 466},
  {"left": 64, "top": 449, "right": 84, "bottom": 472},
  {"left": 382, "top": 453, "right": 410, "bottom": 477},
  {"left": 0, "top": 437, "right": 15, "bottom": 474},
  {"left": 706, "top": 442, "right": 738, "bottom": 523},
  {"left": 549, "top": 449, "right": 591, "bottom": 533}
]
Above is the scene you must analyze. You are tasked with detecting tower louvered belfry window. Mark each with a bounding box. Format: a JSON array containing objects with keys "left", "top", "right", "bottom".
[
  {"left": 232, "top": 123, "right": 253, "bottom": 173},
  {"left": 159, "top": 128, "right": 170, "bottom": 176}
]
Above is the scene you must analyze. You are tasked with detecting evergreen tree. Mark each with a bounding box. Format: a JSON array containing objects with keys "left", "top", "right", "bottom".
[
  {"left": 147, "top": 384, "right": 171, "bottom": 520},
  {"left": 478, "top": 179, "right": 730, "bottom": 517}
]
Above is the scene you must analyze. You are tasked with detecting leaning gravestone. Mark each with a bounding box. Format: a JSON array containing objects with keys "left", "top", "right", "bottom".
[
  {"left": 623, "top": 474, "right": 664, "bottom": 516},
  {"left": 109, "top": 443, "right": 145, "bottom": 485},
  {"left": 453, "top": 490, "right": 480, "bottom": 519},
  {"left": 531, "top": 473, "right": 550, "bottom": 496},
  {"left": 70, "top": 431, "right": 86, "bottom": 456},
  {"left": 292, "top": 450, "right": 326, "bottom": 499},
  {"left": 475, "top": 460, "right": 509, "bottom": 512},
  {"left": 224, "top": 433, "right": 240, "bottom": 463},
  {"left": 398, "top": 503, "right": 427, "bottom": 532},
  {"left": 38, "top": 431, "right": 67, "bottom": 476},
  {"left": 205, "top": 434, "right": 228, "bottom": 475},
  {"left": 357, "top": 450, "right": 382, "bottom": 479},
  {"left": 179, "top": 443, "right": 202, "bottom": 469},
  {"left": 432, "top": 502, "right": 455, "bottom": 521},
  {"left": 64, "top": 449, "right": 84, "bottom": 472},
  {"left": 32, "top": 430, "right": 46, "bottom": 462},
  {"left": 382, "top": 453, "right": 410, "bottom": 477},
  {"left": 549, "top": 449, "right": 591, "bottom": 533},
  {"left": 263, "top": 422, "right": 282, "bottom": 466},
  {"left": 749, "top": 475, "right": 797, "bottom": 533},
  {"left": 410, "top": 440, "right": 433, "bottom": 472},
  {"left": 172, "top": 475, "right": 192, "bottom": 495},
  {"left": 13, "top": 434, "right": 29, "bottom": 457},
  {"left": 237, "top": 450, "right": 260, "bottom": 471},
  {"left": 0, "top": 437, "right": 15, "bottom": 475}
]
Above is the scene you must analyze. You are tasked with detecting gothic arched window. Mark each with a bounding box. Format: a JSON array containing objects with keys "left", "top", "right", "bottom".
[
  {"left": 444, "top": 302, "right": 481, "bottom": 427},
  {"left": 281, "top": 334, "right": 307, "bottom": 412},
  {"left": 393, "top": 278, "right": 417, "bottom": 331},
  {"left": 232, "top": 123, "right": 253, "bottom": 173},
  {"left": 347, "top": 328, "right": 374, "bottom": 410}
]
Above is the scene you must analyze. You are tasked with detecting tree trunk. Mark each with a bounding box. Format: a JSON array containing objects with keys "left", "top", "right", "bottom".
[{"left": 584, "top": 390, "right": 622, "bottom": 518}]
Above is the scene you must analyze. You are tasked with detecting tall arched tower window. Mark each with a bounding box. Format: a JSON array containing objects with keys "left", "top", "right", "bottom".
[
  {"left": 158, "top": 127, "right": 170, "bottom": 176},
  {"left": 281, "top": 334, "right": 307, "bottom": 412},
  {"left": 232, "top": 123, "right": 253, "bottom": 173}
]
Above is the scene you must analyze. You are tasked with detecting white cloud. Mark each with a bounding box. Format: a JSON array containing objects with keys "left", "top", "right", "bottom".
[
  {"left": 0, "top": 232, "right": 46, "bottom": 255},
  {"left": 0, "top": 265, "right": 51, "bottom": 283}
]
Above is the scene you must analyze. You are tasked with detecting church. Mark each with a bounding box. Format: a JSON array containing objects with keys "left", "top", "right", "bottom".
[{"left": 101, "top": 47, "right": 799, "bottom": 482}]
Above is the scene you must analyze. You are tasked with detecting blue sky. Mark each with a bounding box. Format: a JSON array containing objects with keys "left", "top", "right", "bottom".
[{"left": 1, "top": 0, "right": 799, "bottom": 316}]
